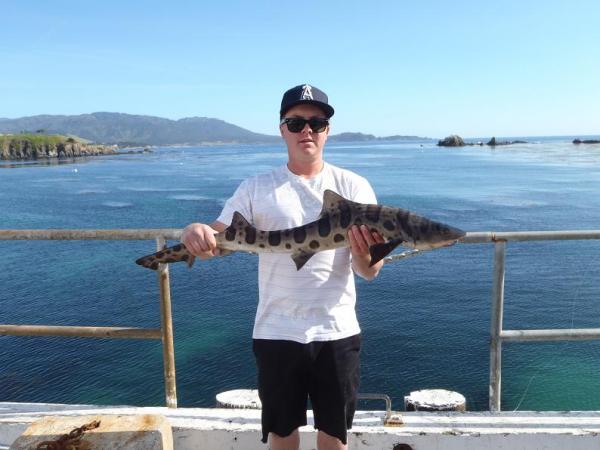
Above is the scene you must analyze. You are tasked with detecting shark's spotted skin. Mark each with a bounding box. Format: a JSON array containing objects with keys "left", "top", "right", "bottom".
[{"left": 135, "top": 190, "right": 466, "bottom": 271}]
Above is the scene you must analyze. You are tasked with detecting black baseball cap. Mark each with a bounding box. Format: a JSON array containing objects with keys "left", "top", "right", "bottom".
[{"left": 280, "top": 84, "right": 335, "bottom": 119}]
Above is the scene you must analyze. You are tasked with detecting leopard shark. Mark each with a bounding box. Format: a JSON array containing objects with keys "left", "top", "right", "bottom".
[{"left": 135, "top": 189, "right": 465, "bottom": 271}]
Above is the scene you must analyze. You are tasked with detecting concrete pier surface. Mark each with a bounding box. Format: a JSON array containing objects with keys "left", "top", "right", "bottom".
[
  {"left": 2, "top": 402, "right": 600, "bottom": 449},
  {"left": 9, "top": 414, "right": 173, "bottom": 450}
]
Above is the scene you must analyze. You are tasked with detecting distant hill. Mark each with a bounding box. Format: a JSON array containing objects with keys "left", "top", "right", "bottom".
[
  {"left": 0, "top": 113, "right": 431, "bottom": 146},
  {"left": 329, "top": 132, "right": 377, "bottom": 142},
  {"left": 328, "top": 132, "right": 432, "bottom": 142},
  {"left": 0, "top": 112, "right": 279, "bottom": 146}
]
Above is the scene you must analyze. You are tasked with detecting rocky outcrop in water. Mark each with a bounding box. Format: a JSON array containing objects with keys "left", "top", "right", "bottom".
[
  {"left": 438, "top": 135, "right": 528, "bottom": 147},
  {"left": 486, "top": 137, "right": 528, "bottom": 146},
  {"left": 573, "top": 139, "right": 600, "bottom": 144},
  {"left": 437, "top": 135, "right": 466, "bottom": 147},
  {"left": 0, "top": 138, "right": 116, "bottom": 160}
]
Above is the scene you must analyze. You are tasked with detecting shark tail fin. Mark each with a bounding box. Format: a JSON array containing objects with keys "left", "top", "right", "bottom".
[{"left": 135, "top": 243, "right": 195, "bottom": 270}]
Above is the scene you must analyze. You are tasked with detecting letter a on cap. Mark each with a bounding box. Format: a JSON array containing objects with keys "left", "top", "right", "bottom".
[{"left": 301, "top": 84, "right": 313, "bottom": 100}]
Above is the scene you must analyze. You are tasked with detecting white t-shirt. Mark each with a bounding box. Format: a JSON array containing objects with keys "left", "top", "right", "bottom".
[{"left": 217, "top": 162, "right": 377, "bottom": 343}]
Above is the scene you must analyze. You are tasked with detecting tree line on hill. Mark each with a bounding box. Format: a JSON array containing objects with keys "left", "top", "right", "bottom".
[{"left": 0, "top": 112, "right": 429, "bottom": 147}]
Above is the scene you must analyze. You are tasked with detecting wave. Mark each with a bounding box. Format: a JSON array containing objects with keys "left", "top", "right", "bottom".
[
  {"left": 118, "top": 187, "right": 199, "bottom": 192},
  {"left": 77, "top": 189, "right": 110, "bottom": 195},
  {"left": 29, "top": 177, "right": 79, "bottom": 183},
  {"left": 488, "top": 197, "right": 548, "bottom": 207},
  {"left": 102, "top": 201, "right": 133, "bottom": 208},
  {"left": 169, "top": 194, "right": 210, "bottom": 201}
]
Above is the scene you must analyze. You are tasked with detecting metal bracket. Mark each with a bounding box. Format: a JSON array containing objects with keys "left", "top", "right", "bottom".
[{"left": 357, "top": 393, "right": 404, "bottom": 426}]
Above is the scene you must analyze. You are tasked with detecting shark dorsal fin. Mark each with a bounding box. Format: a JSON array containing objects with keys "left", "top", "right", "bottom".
[
  {"left": 231, "top": 211, "right": 252, "bottom": 228},
  {"left": 320, "top": 189, "right": 352, "bottom": 215}
]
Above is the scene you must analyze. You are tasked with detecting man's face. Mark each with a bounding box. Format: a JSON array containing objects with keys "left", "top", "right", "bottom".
[{"left": 280, "top": 104, "right": 329, "bottom": 164}]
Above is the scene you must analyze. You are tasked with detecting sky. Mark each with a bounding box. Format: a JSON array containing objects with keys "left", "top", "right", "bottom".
[{"left": 1, "top": 0, "right": 599, "bottom": 138}]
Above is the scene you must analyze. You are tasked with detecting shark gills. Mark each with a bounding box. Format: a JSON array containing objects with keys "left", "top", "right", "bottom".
[{"left": 135, "top": 190, "right": 465, "bottom": 271}]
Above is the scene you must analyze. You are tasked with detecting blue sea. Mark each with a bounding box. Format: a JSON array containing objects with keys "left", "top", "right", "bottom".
[{"left": 1, "top": 136, "right": 600, "bottom": 412}]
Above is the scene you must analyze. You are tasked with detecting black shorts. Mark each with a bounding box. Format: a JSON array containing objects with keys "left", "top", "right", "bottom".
[{"left": 253, "top": 334, "right": 361, "bottom": 445}]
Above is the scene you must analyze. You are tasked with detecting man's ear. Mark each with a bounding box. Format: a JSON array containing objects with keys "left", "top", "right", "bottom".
[{"left": 279, "top": 124, "right": 284, "bottom": 137}]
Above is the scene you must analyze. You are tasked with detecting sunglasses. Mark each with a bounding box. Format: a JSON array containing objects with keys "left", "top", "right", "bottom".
[{"left": 280, "top": 117, "right": 329, "bottom": 133}]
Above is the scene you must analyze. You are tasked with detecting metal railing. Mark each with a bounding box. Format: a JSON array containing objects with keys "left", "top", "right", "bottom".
[
  {"left": 2, "top": 228, "right": 600, "bottom": 412},
  {"left": 0, "top": 229, "right": 182, "bottom": 408},
  {"left": 463, "top": 230, "right": 600, "bottom": 412}
]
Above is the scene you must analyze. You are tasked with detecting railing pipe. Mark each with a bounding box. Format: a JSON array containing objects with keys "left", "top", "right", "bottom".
[
  {"left": 501, "top": 329, "right": 600, "bottom": 342},
  {"left": 2, "top": 229, "right": 600, "bottom": 243},
  {"left": 489, "top": 240, "right": 506, "bottom": 412},
  {"left": 0, "top": 325, "right": 161, "bottom": 339},
  {"left": 156, "top": 237, "right": 178, "bottom": 408},
  {"left": 463, "top": 230, "right": 600, "bottom": 244},
  {"left": 0, "top": 229, "right": 182, "bottom": 240}
]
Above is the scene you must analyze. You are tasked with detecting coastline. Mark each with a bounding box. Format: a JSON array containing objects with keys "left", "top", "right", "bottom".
[{"left": 0, "top": 134, "right": 117, "bottom": 161}]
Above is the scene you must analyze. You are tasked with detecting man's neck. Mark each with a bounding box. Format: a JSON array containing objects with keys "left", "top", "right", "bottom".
[{"left": 287, "top": 160, "right": 324, "bottom": 179}]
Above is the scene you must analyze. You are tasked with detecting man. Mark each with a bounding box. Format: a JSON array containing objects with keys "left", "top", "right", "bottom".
[{"left": 181, "top": 84, "right": 383, "bottom": 450}]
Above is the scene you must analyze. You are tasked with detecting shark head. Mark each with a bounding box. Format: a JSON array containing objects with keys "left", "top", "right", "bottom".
[
  {"left": 411, "top": 220, "right": 466, "bottom": 250},
  {"left": 384, "top": 205, "right": 465, "bottom": 251}
]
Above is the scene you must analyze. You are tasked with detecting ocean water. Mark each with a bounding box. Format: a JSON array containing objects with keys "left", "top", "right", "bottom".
[{"left": 1, "top": 137, "right": 600, "bottom": 412}]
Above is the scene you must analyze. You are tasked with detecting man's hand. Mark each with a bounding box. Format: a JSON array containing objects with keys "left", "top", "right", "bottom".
[
  {"left": 348, "top": 225, "right": 385, "bottom": 280},
  {"left": 181, "top": 222, "right": 224, "bottom": 260}
]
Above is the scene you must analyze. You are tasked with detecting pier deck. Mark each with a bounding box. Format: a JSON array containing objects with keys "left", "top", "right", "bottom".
[{"left": 2, "top": 402, "right": 600, "bottom": 449}]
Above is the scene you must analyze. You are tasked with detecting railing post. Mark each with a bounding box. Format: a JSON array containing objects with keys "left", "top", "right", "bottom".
[
  {"left": 156, "top": 237, "right": 178, "bottom": 408},
  {"left": 489, "top": 240, "right": 506, "bottom": 412}
]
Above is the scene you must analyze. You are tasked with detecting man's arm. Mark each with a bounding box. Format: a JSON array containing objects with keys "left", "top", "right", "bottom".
[
  {"left": 181, "top": 221, "right": 227, "bottom": 259},
  {"left": 348, "top": 224, "right": 385, "bottom": 280}
]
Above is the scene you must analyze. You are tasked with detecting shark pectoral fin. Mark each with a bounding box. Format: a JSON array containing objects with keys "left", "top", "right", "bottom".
[
  {"left": 368, "top": 239, "right": 403, "bottom": 266},
  {"left": 291, "top": 250, "right": 316, "bottom": 271},
  {"left": 185, "top": 254, "right": 196, "bottom": 268}
]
